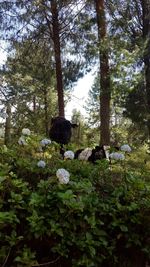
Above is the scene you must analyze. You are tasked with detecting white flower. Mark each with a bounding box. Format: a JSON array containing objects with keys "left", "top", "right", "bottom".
[
  {"left": 64, "top": 150, "right": 74, "bottom": 160},
  {"left": 40, "top": 138, "right": 51, "bottom": 147},
  {"left": 56, "top": 168, "right": 70, "bottom": 184},
  {"left": 18, "top": 136, "right": 27, "bottom": 146},
  {"left": 22, "top": 128, "right": 31, "bottom": 136},
  {"left": 120, "top": 144, "right": 132, "bottom": 152},
  {"left": 78, "top": 148, "right": 92, "bottom": 161},
  {"left": 37, "top": 160, "right": 46, "bottom": 168},
  {"left": 109, "top": 152, "right": 125, "bottom": 161}
]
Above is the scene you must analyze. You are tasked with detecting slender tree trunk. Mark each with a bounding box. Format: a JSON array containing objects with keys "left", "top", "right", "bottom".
[
  {"left": 95, "top": 0, "right": 111, "bottom": 145},
  {"left": 51, "top": 0, "right": 64, "bottom": 117},
  {"left": 4, "top": 101, "right": 11, "bottom": 146},
  {"left": 142, "top": 0, "right": 150, "bottom": 137},
  {"left": 44, "top": 88, "right": 49, "bottom": 136},
  {"left": 33, "top": 95, "right": 36, "bottom": 113}
]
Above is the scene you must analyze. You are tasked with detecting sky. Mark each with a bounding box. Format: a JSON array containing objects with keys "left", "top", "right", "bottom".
[
  {"left": 65, "top": 72, "right": 95, "bottom": 120},
  {"left": 0, "top": 41, "right": 7, "bottom": 64},
  {"left": 0, "top": 43, "right": 96, "bottom": 120}
]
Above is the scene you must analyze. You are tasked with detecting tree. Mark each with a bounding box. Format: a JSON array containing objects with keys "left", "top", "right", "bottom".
[
  {"left": 142, "top": 0, "right": 150, "bottom": 136},
  {"left": 0, "top": 76, "right": 14, "bottom": 145},
  {"left": 2, "top": 39, "right": 58, "bottom": 137},
  {"left": 106, "top": 0, "right": 150, "bottom": 139},
  {"left": 95, "top": 0, "right": 111, "bottom": 145},
  {"left": 0, "top": 0, "right": 90, "bottom": 117},
  {"left": 71, "top": 108, "right": 86, "bottom": 146},
  {"left": 85, "top": 75, "right": 100, "bottom": 127},
  {"left": 49, "top": 0, "right": 64, "bottom": 116},
  {"left": 4, "top": 101, "right": 11, "bottom": 145}
]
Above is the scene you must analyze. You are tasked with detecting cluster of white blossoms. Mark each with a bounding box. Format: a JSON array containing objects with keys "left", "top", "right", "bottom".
[
  {"left": 37, "top": 160, "right": 46, "bottom": 168},
  {"left": 120, "top": 144, "right": 132, "bottom": 153},
  {"left": 56, "top": 168, "right": 70, "bottom": 184},
  {"left": 108, "top": 144, "right": 132, "bottom": 161},
  {"left": 78, "top": 148, "right": 92, "bottom": 161},
  {"left": 64, "top": 150, "right": 74, "bottom": 160},
  {"left": 22, "top": 128, "right": 31, "bottom": 136},
  {"left": 18, "top": 128, "right": 31, "bottom": 145},
  {"left": 40, "top": 138, "right": 51, "bottom": 147},
  {"left": 18, "top": 136, "right": 27, "bottom": 146},
  {"left": 109, "top": 152, "right": 125, "bottom": 161}
]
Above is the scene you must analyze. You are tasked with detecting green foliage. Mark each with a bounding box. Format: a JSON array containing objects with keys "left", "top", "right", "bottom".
[
  {"left": 71, "top": 109, "right": 88, "bottom": 146},
  {"left": 85, "top": 75, "right": 100, "bottom": 127},
  {"left": 0, "top": 137, "right": 150, "bottom": 266},
  {"left": 1, "top": 40, "right": 57, "bottom": 137}
]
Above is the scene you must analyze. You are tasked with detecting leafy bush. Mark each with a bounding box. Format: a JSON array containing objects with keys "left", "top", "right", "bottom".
[{"left": 0, "top": 140, "right": 150, "bottom": 267}]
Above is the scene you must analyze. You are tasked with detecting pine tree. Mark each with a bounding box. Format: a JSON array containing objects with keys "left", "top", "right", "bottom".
[
  {"left": 142, "top": 0, "right": 150, "bottom": 136},
  {"left": 95, "top": 0, "right": 111, "bottom": 145},
  {"left": 0, "top": 0, "right": 89, "bottom": 117}
]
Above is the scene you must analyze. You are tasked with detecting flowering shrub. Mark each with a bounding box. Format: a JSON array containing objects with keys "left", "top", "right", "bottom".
[
  {"left": 22, "top": 128, "right": 31, "bottom": 136},
  {"left": 109, "top": 152, "right": 125, "bottom": 160},
  {"left": 56, "top": 168, "right": 70, "bottom": 184},
  {"left": 120, "top": 144, "right": 132, "bottom": 152},
  {"left": 40, "top": 138, "right": 51, "bottom": 147},
  {"left": 18, "top": 136, "right": 27, "bottom": 146},
  {"left": 0, "top": 142, "right": 150, "bottom": 267},
  {"left": 37, "top": 160, "right": 46, "bottom": 168},
  {"left": 64, "top": 150, "right": 74, "bottom": 160}
]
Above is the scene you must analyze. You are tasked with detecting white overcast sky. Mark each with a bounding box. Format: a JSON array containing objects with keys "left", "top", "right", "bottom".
[
  {"left": 0, "top": 41, "right": 7, "bottom": 64},
  {"left": 0, "top": 42, "right": 95, "bottom": 119},
  {"left": 65, "top": 72, "right": 95, "bottom": 119}
]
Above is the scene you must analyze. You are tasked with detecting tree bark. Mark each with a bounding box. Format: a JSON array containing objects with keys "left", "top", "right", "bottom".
[
  {"left": 142, "top": 0, "right": 150, "bottom": 136},
  {"left": 95, "top": 0, "right": 111, "bottom": 145},
  {"left": 44, "top": 87, "right": 49, "bottom": 136},
  {"left": 51, "top": 0, "right": 65, "bottom": 117},
  {"left": 4, "top": 101, "right": 11, "bottom": 146},
  {"left": 33, "top": 95, "right": 36, "bottom": 113}
]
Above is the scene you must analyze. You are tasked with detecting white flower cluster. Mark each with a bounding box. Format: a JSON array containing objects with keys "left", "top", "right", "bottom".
[
  {"left": 22, "top": 128, "right": 31, "bottom": 136},
  {"left": 18, "top": 136, "right": 27, "bottom": 146},
  {"left": 56, "top": 168, "right": 70, "bottom": 184},
  {"left": 37, "top": 160, "right": 46, "bottom": 168},
  {"left": 120, "top": 144, "right": 132, "bottom": 152},
  {"left": 40, "top": 138, "right": 51, "bottom": 147},
  {"left": 64, "top": 150, "right": 74, "bottom": 160},
  {"left": 18, "top": 128, "right": 31, "bottom": 145},
  {"left": 109, "top": 152, "right": 125, "bottom": 161},
  {"left": 108, "top": 144, "right": 132, "bottom": 161},
  {"left": 78, "top": 148, "right": 92, "bottom": 161}
]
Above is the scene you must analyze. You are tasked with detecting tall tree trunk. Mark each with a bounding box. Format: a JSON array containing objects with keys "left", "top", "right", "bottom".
[
  {"left": 142, "top": 0, "right": 150, "bottom": 137},
  {"left": 51, "top": 0, "right": 65, "bottom": 117},
  {"left": 95, "top": 0, "right": 111, "bottom": 145},
  {"left": 4, "top": 101, "right": 11, "bottom": 146},
  {"left": 33, "top": 95, "right": 36, "bottom": 113},
  {"left": 44, "top": 87, "right": 49, "bottom": 136}
]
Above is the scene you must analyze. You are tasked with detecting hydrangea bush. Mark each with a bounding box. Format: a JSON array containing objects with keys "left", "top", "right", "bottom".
[{"left": 0, "top": 139, "right": 150, "bottom": 267}]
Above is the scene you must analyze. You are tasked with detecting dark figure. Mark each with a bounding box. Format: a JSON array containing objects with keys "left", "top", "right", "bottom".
[
  {"left": 74, "top": 145, "right": 107, "bottom": 164},
  {"left": 49, "top": 116, "right": 78, "bottom": 155},
  {"left": 89, "top": 146, "right": 108, "bottom": 162}
]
